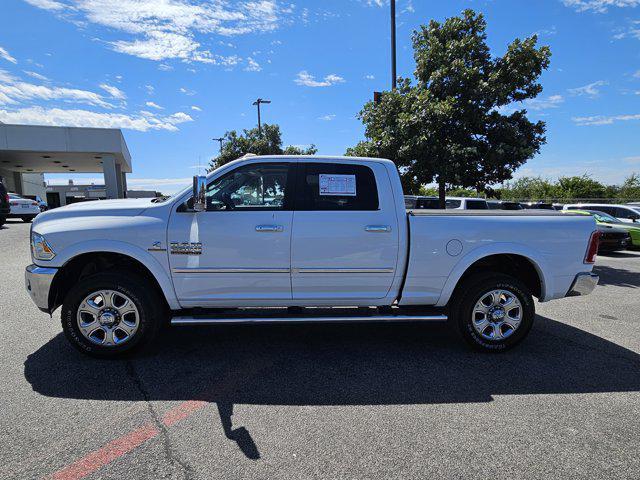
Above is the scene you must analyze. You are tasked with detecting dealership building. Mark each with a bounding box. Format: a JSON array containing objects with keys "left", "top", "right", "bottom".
[{"left": 0, "top": 123, "right": 132, "bottom": 207}]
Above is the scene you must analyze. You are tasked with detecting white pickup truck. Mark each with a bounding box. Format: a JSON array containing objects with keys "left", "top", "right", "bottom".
[{"left": 25, "top": 155, "right": 600, "bottom": 357}]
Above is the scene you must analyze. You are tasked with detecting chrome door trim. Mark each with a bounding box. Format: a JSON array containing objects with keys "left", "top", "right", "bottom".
[
  {"left": 255, "top": 225, "right": 284, "bottom": 232},
  {"left": 364, "top": 225, "right": 392, "bottom": 233},
  {"left": 294, "top": 267, "right": 395, "bottom": 274},
  {"left": 172, "top": 267, "right": 290, "bottom": 274}
]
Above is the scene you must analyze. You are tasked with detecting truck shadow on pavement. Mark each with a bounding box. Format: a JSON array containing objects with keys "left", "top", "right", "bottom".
[
  {"left": 24, "top": 315, "right": 640, "bottom": 460},
  {"left": 593, "top": 265, "right": 640, "bottom": 288}
]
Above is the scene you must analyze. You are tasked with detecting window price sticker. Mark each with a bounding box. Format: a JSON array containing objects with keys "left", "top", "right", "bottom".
[{"left": 319, "top": 174, "right": 357, "bottom": 196}]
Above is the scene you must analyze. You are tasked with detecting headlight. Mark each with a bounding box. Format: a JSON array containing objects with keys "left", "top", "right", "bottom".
[{"left": 31, "top": 232, "right": 56, "bottom": 261}]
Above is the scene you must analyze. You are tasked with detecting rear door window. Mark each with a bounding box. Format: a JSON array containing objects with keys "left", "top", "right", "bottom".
[
  {"left": 445, "top": 199, "right": 461, "bottom": 209},
  {"left": 296, "top": 163, "right": 379, "bottom": 211}
]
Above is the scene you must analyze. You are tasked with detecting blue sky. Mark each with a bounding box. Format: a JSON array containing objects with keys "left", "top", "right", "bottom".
[{"left": 1, "top": 0, "right": 639, "bottom": 194}]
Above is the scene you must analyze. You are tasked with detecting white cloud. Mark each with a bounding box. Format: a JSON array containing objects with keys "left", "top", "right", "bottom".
[
  {"left": 364, "top": 74, "right": 375, "bottom": 80},
  {"left": 318, "top": 114, "right": 336, "bottom": 121},
  {"left": 0, "top": 46, "right": 17, "bottom": 64},
  {"left": 191, "top": 105, "right": 202, "bottom": 111},
  {"left": 568, "top": 80, "right": 608, "bottom": 97},
  {"left": 144, "top": 84, "right": 154, "bottom": 94},
  {"left": 633, "top": 70, "right": 640, "bottom": 78},
  {"left": 179, "top": 87, "right": 196, "bottom": 96},
  {"left": 624, "top": 156, "right": 640, "bottom": 163},
  {"left": 24, "top": 71, "right": 49, "bottom": 81},
  {"left": 573, "top": 113, "right": 640, "bottom": 125},
  {"left": 244, "top": 57, "right": 261, "bottom": 72},
  {"left": 294, "top": 70, "right": 345, "bottom": 87},
  {"left": 562, "top": 0, "right": 640, "bottom": 12},
  {"left": 0, "top": 69, "right": 113, "bottom": 107},
  {"left": 24, "top": 0, "right": 293, "bottom": 65},
  {"left": 145, "top": 101, "right": 163, "bottom": 109},
  {"left": 0, "top": 105, "right": 193, "bottom": 131},
  {"left": 524, "top": 94, "right": 564, "bottom": 110},
  {"left": 24, "top": 0, "right": 66, "bottom": 10},
  {"left": 99, "top": 83, "right": 126, "bottom": 100}
]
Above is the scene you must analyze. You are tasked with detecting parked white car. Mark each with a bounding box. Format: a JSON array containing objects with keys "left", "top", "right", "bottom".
[
  {"left": 563, "top": 203, "right": 640, "bottom": 224},
  {"left": 8, "top": 193, "right": 40, "bottom": 222},
  {"left": 25, "top": 155, "right": 599, "bottom": 357},
  {"left": 445, "top": 197, "right": 489, "bottom": 210}
]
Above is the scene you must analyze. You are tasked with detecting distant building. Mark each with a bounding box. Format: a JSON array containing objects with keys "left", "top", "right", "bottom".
[{"left": 45, "top": 180, "right": 161, "bottom": 208}]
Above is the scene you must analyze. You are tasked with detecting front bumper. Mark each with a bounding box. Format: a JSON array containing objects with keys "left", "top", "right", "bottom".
[
  {"left": 25, "top": 264, "right": 58, "bottom": 312},
  {"left": 566, "top": 272, "right": 599, "bottom": 297}
]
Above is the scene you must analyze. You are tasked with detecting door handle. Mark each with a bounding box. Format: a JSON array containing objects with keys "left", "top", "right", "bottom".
[
  {"left": 365, "top": 225, "right": 391, "bottom": 233},
  {"left": 255, "top": 225, "right": 284, "bottom": 232}
]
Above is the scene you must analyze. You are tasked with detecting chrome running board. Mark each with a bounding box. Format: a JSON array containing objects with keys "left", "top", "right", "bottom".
[{"left": 171, "top": 313, "right": 448, "bottom": 326}]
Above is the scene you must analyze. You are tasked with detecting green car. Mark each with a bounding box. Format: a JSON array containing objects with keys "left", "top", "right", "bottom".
[{"left": 567, "top": 209, "right": 640, "bottom": 249}]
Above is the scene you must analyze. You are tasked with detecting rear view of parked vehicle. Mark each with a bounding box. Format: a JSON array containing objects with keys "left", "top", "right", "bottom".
[
  {"left": 445, "top": 197, "right": 489, "bottom": 210},
  {"left": 8, "top": 193, "right": 40, "bottom": 222},
  {"left": 564, "top": 209, "right": 639, "bottom": 250},
  {"left": 487, "top": 200, "right": 523, "bottom": 210}
]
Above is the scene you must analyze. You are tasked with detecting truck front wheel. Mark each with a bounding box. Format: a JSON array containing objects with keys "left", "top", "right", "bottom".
[
  {"left": 61, "top": 272, "right": 164, "bottom": 357},
  {"left": 450, "top": 273, "right": 535, "bottom": 352}
]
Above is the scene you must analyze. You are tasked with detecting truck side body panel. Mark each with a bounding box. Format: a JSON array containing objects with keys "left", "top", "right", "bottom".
[{"left": 401, "top": 213, "right": 595, "bottom": 306}]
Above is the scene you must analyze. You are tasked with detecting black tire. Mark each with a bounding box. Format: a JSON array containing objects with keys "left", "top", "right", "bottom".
[
  {"left": 449, "top": 273, "right": 535, "bottom": 352},
  {"left": 61, "top": 272, "right": 165, "bottom": 358},
  {"left": 0, "top": 216, "right": 5, "bottom": 227},
  {"left": 21, "top": 216, "right": 33, "bottom": 223}
]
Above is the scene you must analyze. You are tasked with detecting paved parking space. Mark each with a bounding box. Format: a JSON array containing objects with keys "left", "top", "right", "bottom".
[{"left": 1, "top": 219, "right": 639, "bottom": 479}]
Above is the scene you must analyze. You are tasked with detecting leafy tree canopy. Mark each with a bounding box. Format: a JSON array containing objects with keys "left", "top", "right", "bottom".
[
  {"left": 210, "top": 123, "right": 317, "bottom": 170},
  {"left": 347, "top": 9, "right": 551, "bottom": 204}
]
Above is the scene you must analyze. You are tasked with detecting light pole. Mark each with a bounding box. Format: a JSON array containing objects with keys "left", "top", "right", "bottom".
[
  {"left": 212, "top": 137, "right": 224, "bottom": 153},
  {"left": 252, "top": 98, "right": 271, "bottom": 136},
  {"left": 391, "top": 0, "right": 397, "bottom": 89}
]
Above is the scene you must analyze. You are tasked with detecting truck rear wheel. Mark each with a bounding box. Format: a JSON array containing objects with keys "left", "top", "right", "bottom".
[
  {"left": 61, "top": 272, "right": 164, "bottom": 358},
  {"left": 450, "top": 273, "right": 535, "bottom": 352}
]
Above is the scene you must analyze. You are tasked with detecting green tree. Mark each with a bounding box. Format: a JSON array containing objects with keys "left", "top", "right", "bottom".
[
  {"left": 555, "top": 175, "right": 606, "bottom": 200},
  {"left": 210, "top": 123, "right": 317, "bottom": 170},
  {"left": 620, "top": 173, "right": 640, "bottom": 201},
  {"left": 501, "top": 176, "right": 556, "bottom": 201},
  {"left": 346, "top": 9, "right": 551, "bottom": 206}
]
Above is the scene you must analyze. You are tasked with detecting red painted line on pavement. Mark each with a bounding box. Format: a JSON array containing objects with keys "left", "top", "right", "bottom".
[
  {"left": 52, "top": 424, "right": 160, "bottom": 480},
  {"left": 49, "top": 364, "right": 266, "bottom": 480},
  {"left": 162, "top": 400, "right": 209, "bottom": 427}
]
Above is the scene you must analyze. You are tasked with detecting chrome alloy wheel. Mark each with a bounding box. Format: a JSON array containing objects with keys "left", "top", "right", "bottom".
[
  {"left": 472, "top": 289, "right": 523, "bottom": 341},
  {"left": 76, "top": 290, "right": 140, "bottom": 346}
]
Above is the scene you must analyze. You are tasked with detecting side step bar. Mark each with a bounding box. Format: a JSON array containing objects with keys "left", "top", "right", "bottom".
[{"left": 171, "top": 313, "right": 448, "bottom": 326}]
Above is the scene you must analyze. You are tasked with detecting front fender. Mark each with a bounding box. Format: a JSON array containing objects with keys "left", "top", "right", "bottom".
[
  {"left": 434, "top": 242, "right": 550, "bottom": 307},
  {"left": 43, "top": 239, "right": 179, "bottom": 310}
]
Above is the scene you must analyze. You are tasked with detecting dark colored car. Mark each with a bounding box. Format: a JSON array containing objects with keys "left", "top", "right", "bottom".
[
  {"left": 0, "top": 178, "right": 10, "bottom": 227},
  {"left": 521, "top": 202, "right": 555, "bottom": 210},
  {"left": 597, "top": 225, "right": 631, "bottom": 252},
  {"left": 487, "top": 200, "right": 524, "bottom": 210}
]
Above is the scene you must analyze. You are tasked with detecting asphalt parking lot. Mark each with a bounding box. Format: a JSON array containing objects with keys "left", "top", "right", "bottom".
[{"left": 1, "top": 219, "right": 640, "bottom": 480}]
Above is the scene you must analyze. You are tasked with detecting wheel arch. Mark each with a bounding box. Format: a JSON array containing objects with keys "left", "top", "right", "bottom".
[
  {"left": 48, "top": 247, "right": 177, "bottom": 313},
  {"left": 435, "top": 244, "right": 549, "bottom": 307}
]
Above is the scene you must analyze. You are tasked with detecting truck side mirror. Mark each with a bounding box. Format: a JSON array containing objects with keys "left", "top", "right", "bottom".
[{"left": 192, "top": 175, "right": 207, "bottom": 212}]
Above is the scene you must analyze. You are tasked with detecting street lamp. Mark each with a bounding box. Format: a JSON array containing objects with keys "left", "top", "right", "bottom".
[
  {"left": 252, "top": 98, "right": 271, "bottom": 136},
  {"left": 391, "top": 0, "right": 397, "bottom": 89},
  {"left": 212, "top": 137, "right": 224, "bottom": 153}
]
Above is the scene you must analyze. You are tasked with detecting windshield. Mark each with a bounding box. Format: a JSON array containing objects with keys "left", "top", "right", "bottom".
[{"left": 588, "top": 211, "right": 620, "bottom": 224}]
